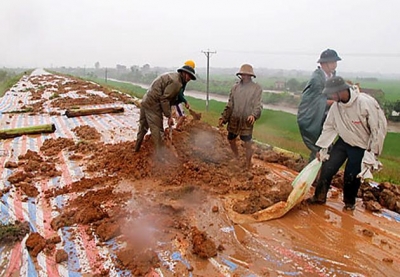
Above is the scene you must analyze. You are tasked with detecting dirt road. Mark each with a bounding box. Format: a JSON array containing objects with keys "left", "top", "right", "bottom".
[{"left": 1, "top": 71, "right": 399, "bottom": 276}]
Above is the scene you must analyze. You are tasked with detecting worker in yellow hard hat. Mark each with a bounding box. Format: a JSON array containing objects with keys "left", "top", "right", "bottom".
[
  {"left": 135, "top": 60, "right": 196, "bottom": 159},
  {"left": 184, "top": 60, "right": 196, "bottom": 69}
]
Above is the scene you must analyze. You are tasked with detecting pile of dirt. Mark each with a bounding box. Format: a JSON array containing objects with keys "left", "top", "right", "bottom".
[
  {"left": 4, "top": 122, "right": 397, "bottom": 274},
  {"left": 5, "top": 149, "right": 61, "bottom": 198},
  {"left": 312, "top": 171, "right": 400, "bottom": 214},
  {"left": 359, "top": 181, "right": 400, "bottom": 213},
  {"left": 12, "top": 74, "right": 135, "bottom": 114},
  {"left": 2, "top": 116, "right": 305, "bottom": 275}
]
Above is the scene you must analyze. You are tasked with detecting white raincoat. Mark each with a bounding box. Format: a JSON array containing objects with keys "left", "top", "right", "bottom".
[
  {"left": 316, "top": 85, "right": 387, "bottom": 155},
  {"left": 316, "top": 85, "right": 387, "bottom": 180}
]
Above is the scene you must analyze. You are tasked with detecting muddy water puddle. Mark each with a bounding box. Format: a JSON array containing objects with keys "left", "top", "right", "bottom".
[
  {"left": 56, "top": 170, "right": 400, "bottom": 276},
  {"left": 116, "top": 177, "right": 400, "bottom": 276}
]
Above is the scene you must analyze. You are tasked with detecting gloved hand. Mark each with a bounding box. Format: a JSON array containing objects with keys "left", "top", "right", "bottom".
[
  {"left": 317, "top": 148, "right": 330, "bottom": 162},
  {"left": 357, "top": 151, "right": 383, "bottom": 181}
]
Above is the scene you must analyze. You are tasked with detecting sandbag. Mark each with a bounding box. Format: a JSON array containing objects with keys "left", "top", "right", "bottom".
[{"left": 225, "top": 159, "right": 322, "bottom": 224}]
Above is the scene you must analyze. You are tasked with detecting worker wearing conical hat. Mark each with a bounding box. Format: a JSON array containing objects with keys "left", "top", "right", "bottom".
[{"left": 219, "top": 64, "right": 263, "bottom": 169}]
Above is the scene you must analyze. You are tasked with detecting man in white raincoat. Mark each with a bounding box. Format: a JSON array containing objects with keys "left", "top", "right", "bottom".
[{"left": 307, "top": 76, "right": 387, "bottom": 210}]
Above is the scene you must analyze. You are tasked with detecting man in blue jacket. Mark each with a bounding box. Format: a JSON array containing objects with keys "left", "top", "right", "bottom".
[{"left": 297, "top": 49, "right": 342, "bottom": 162}]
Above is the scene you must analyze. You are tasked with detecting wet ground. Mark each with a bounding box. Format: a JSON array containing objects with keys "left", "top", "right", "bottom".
[{"left": 0, "top": 70, "right": 399, "bottom": 276}]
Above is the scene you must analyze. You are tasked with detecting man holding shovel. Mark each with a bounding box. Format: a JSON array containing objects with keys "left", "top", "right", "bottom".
[
  {"left": 219, "top": 64, "right": 263, "bottom": 169},
  {"left": 134, "top": 60, "right": 196, "bottom": 159}
]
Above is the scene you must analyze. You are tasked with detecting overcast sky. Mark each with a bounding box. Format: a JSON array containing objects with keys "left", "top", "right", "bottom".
[{"left": 1, "top": 0, "right": 400, "bottom": 75}]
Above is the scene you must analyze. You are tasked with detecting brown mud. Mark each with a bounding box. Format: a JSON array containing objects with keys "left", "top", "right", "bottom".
[{"left": 1, "top": 71, "right": 400, "bottom": 276}]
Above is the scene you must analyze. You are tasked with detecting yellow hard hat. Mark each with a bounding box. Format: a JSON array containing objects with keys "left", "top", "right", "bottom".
[{"left": 184, "top": 60, "right": 196, "bottom": 69}]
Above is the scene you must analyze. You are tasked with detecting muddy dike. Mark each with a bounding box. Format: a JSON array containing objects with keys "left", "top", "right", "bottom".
[{"left": 1, "top": 71, "right": 399, "bottom": 276}]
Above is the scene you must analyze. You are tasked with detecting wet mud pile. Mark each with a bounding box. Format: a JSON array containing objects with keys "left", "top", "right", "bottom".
[
  {"left": 9, "top": 74, "right": 134, "bottom": 115},
  {"left": 319, "top": 171, "right": 400, "bottom": 214},
  {"left": 5, "top": 124, "right": 397, "bottom": 275},
  {"left": 359, "top": 181, "right": 400, "bottom": 213},
  {"left": 2, "top": 115, "right": 305, "bottom": 275}
]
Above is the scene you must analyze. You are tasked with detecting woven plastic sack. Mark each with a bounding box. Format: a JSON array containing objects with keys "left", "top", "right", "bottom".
[{"left": 225, "top": 159, "right": 322, "bottom": 224}]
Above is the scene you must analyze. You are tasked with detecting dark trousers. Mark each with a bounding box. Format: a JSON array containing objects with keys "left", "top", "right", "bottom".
[{"left": 314, "top": 137, "right": 365, "bottom": 205}]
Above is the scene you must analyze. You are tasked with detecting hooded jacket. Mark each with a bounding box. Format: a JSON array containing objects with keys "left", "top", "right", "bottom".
[{"left": 316, "top": 86, "right": 387, "bottom": 155}]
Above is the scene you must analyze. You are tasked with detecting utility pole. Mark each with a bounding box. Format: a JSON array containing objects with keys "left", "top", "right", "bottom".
[
  {"left": 105, "top": 68, "right": 108, "bottom": 83},
  {"left": 202, "top": 49, "right": 216, "bottom": 111}
]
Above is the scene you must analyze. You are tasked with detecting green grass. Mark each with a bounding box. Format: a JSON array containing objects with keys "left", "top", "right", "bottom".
[
  {"left": 0, "top": 73, "right": 27, "bottom": 97},
  {"left": 0, "top": 221, "right": 30, "bottom": 244},
  {"left": 353, "top": 79, "right": 400, "bottom": 102},
  {"left": 88, "top": 77, "right": 147, "bottom": 98}
]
